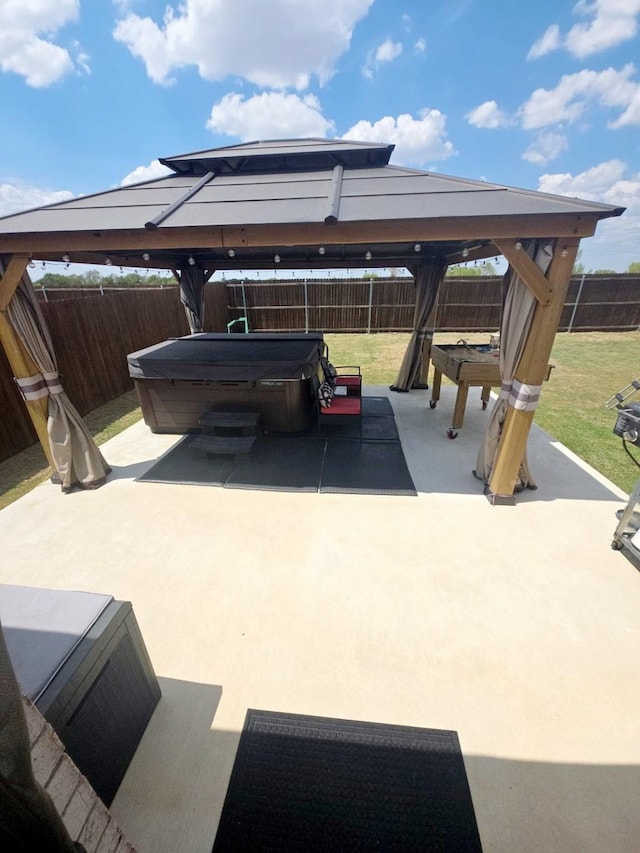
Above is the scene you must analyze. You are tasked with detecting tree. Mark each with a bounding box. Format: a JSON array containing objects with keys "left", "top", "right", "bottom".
[
  {"left": 628, "top": 262, "right": 640, "bottom": 274},
  {"left": 446, "top": 261, "right": 497, "bottom": 277}
]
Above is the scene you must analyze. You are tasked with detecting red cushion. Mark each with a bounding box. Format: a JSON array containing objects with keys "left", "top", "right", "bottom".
[
  {"left": 320, "top": 397, "right": 361, "bottom": 416},
  {"left": 335, "top": 375, "right": 361, "bottom": 387}
]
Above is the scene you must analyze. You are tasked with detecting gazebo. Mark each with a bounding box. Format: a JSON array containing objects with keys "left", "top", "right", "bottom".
[{"left": 0, "top": 137, "right": 624, "bottom": 501}]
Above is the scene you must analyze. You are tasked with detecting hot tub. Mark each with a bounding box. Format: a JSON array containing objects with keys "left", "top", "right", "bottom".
[{"left": 127, "top": 332, "right": 324, "bottom": 434}]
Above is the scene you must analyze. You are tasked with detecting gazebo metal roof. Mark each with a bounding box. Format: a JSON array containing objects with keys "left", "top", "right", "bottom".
[{"left": 0, "top": 138, "right": 624, "bottom": 273}]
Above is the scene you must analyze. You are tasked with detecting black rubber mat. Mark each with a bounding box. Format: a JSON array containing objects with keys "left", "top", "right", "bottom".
[
  {"left": 320, "top": 440, "right": 417, "bottom": 495},
  {"left": 138, "top": 399, "right": 416, "bottom": 495},
  {"left": 137, "top": 435, "right": 236, "bottom": 486},
  {"left": 361, "top": 396, "right": 394, "bottom": 417},
  {"left": 316, "top": 413, "right": 399, "bottom": 442},
  {"left": 213, "top": 710, "right": 482, "bottom": 852},
  {"left": 225, "top": 439, "right": 326, "bottom": 492}
]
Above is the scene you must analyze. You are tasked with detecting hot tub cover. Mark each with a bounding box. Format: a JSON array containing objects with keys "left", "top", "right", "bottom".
[
  {"left": 127, "top": 333, "right": 324, "bottom": 382},
  {"left": 0, "top": 584, "right": 113, "bottom": 701}
]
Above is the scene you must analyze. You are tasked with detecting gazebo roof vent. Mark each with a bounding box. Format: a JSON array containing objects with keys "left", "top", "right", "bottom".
[{"left": 159, "top": 138, "right": 395, "bottom": 177}]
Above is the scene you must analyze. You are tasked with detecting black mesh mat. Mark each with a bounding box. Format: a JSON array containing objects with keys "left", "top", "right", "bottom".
[{"left": 213, "top": 710, "right": 482, "bottom": 852}]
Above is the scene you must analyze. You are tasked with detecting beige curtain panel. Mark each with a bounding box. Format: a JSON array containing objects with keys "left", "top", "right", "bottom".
[
  {"left": 474, "top": 240, "right": 553, "bottom": 490},
  {"left": 390, "top": 261, "right": 447, "bottom": 392},
  {"left": 8, "top": 278, "right": 110, "bottom": 492}
]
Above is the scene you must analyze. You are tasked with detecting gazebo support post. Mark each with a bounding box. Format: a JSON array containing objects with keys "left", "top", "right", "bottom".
[
  {"left": 0, "top": 255, "right": 56, "bottom": 472},
  {"left": 486, "top": 239, "right": 579, "bottom": 503}
]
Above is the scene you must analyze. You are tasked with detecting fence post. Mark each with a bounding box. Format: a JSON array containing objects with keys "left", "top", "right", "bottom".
[
  {"left": 367, "top": 277, "right": 373, "bottom": 333},
  {"left": 567, "top": 274, "right": 585, "bottom": 333},
  {"left": 241, "top": 281, "right": 247, "bottom": 324},
  {"left": 304, "top": 278, "right": 309, "bottom": 333}
]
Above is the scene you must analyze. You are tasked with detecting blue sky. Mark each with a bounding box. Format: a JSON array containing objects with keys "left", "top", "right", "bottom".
[{"left": 0, "top": 0, "right": 638, "bottom": 275}]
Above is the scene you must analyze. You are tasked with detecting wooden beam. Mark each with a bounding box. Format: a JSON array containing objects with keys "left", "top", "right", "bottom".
[
  {"left": 0, "top": 305, "right": 55, "bottom": 473},
  {"left": 0, "top": 213, "right": 602, "bottom": 256},
  {"left": 0, "top": 254, "right": 30, "bottom": 310},
  {"left": 494, "top": 240, "right": 552, "bottom": 305},
  {"left": 487, "top": 239, "right": 579, "bottom": 499}
]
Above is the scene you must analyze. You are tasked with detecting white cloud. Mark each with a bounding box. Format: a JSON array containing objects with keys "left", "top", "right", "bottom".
[
  {"left": 538, "top": 160, "right": 639, "bottom": 271},
  {"left": 466, "top": 100, "right": 510, "bottom": 129},
  {"left": 114, "top": 0, "right": 373, "bottom": 89},
  {"left": 362, "top": 38, "right": 403, "bottom": 78},
  {"left": 522, "top": 131, "right": 569, "bottom": 165},
  {"left": 609, "top": 83, "right": 640, "bottom": 126},
  {"left": 376, "top": 39, "right": 403, "bottom": 63},
  {"left": 520, "top": 64, "right": 640, "bottom": 129},
  {"left": 538, "top": 158, "right": 627, "bottom": 200},
  {"left": 529, "top": 0, "right": 640, "bottom": 60},
  {"left": 414, "top": 38, "right": 427, "bottom": 53},
  {"left": 120, "top": 160, "right": 173, "bottom": 187},
  {"left": 0, "top": 182, "right": 73, "bottom": 217},
  {"left": 0, "top": 0, "right": 79, "bottom": 87},
  {"left": 566, "top": 0, "right": 640, "bottom": 58},
  {"left": 343, "top": 110, "right": 455, "bottom": 166},
  {"left": 527, "top": 24, "right": 561, "bottom": 59},
  {"left": 206, "top": 92, "right": 335, "bottom": 141}
]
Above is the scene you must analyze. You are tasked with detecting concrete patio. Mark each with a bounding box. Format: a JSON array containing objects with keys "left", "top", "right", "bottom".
[{"left": 3, "top": 383, "right": 640, "bottom": 852}]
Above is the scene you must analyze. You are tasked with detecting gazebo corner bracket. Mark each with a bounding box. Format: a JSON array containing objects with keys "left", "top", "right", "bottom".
[
  {"left": 0, "top": 254, "right": 30, "bottom": 311},
  {"left": 494, "top": 239, "right": 552, "bottom": 306}
]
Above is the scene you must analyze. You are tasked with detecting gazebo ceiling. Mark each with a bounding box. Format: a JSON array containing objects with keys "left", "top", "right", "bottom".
[{"left": 0, "top": 137, "right": 624, "bottom": 272}]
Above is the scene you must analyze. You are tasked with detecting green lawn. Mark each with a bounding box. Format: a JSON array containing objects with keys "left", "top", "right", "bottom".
[
  {"left": 1, "top": 331, "right": 639, "bottom": 509},
  {"left": 324, "top": 331, "right": 640, "bottom": 495}
]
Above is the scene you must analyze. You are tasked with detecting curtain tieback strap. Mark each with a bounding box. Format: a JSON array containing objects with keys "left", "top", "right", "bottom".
[
  {"left": 498, "top": 381, "right": 512, "bottom": 400},
  {"left": 509, "top": 379, "right": 542, "bottom": 412},
  {"left": 15, "top": 371, "right": 62, "bottom": 400},
  {"left": 43, "top": 371, "right": 63, "bottom": 394},
  {"left": 15, "top": 373, "right": 48, "bottom": 401}
]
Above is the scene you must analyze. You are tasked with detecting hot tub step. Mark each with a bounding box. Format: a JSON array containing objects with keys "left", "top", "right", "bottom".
[
  {"left": 190, "top": 434, "right": 256, "bottom": 458},
  {"left": 199, "top": 410, "right": 262, "bottom": 435}
]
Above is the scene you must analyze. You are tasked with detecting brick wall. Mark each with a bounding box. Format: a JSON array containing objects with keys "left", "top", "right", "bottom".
[{"left": 24, "top": 696, "right": 136, "bottom": 852}]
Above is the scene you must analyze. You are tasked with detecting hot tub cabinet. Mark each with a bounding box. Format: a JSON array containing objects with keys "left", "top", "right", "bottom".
[{"left": 128, "top": 333, "right": 324, "bottom": 434}]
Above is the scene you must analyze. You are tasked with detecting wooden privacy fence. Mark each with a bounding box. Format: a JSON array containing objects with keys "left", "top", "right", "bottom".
[
  {"left": 227, "top": 274, "right": 640, "bottom": 333},
  {"left": 0, "top": 284, "right": 228, "bottom": 463},
  {"left": 1, "top": 274, "right": 638, "bottom": 462}
]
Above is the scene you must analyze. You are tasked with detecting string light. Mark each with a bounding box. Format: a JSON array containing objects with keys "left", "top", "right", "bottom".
[
  {"left": 142, "top": 252, "right": 151, "bottom": 261},
  {"left": 318, "top": 247, "right": 326, "bottom": 255},
  {"left": 274, "top": 254, "right": 281, "bottom": 263},
  {"left": 414, "top": 244, "right": 422, "bottom": 252},
  {"left": 461, "top": 248, "right": 469, "bottom": 258},
  {"left": 365, "top": 251, "right": 372, "bottom": 261},
  {"left": 188, "top": 255, "right": 196, "bottom": 266},
  {"left": 227, "top": 249, "right": 236, "bottom": 258}
]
